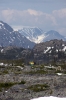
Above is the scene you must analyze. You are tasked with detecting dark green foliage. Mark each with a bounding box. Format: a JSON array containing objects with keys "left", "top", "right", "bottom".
[
  {"left": 12, "top": 59, "right": 25, "bottom": 67},
  {"left": 2, "top": 70, "right": 9, "bottom": 74},
  {"left": 26, "top": 70, "right": 47, "bottom": 75},
  {"left": 0, "top": 82, "right": 16, "bottom": 91},
  {"left": 19, "top": 80, "right": 26, "bottom": 84},
  {"left": 28, "top": 84, "right": 49, "bottom": 92},
  {"left": 50, "top": 89, "right": 53, "bottom": 94},
  {"left": 55, "top": 70, "right": 62, "bottom": 73},
  {"left": 61, "top": 64, "right": 66, "bottom": 70}
]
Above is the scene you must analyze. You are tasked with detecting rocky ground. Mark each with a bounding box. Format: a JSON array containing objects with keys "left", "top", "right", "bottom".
[{"left": 0, "top": 64, "right": 66, "bottom": 100}]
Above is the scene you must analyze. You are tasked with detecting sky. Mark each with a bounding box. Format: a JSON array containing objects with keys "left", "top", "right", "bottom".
[{"left": 0, "top": 0, "right": 66, "bottom": 36}]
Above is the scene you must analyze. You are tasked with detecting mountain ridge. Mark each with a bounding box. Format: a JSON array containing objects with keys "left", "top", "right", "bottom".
[
  {"left": 18, "top": 28, "right": 66, "bottom": 43},
  {"left": 0, "top": 20, "right": 66, "bottom": 48},
  {"left": 0, "top": 39, "right": 66, "bottom": 63},
  {"left": 0, "top": 21, "right": 35, "bottom": 48}
]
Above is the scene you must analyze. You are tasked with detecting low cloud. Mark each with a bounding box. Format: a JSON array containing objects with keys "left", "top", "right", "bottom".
[
  {"left": 53, "top": 8, "right": 66, "bottom": 18},
  {"left": 0, "top": 9, "right": 57, "bottom": 25},
  {"left": 27, "top": 9, "right": 43, "bottom": 16},
  {"left": 0, "top": 8, "right": 66, "bottom": 36}
]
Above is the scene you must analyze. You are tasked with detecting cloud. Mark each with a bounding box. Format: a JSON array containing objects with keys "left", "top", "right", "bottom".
[
  {"left": 27, "top": 9, "right": 43, "bottom": 16},
  {"left": 0, "top": 9, "right": 53, "bottom": 27},
  {"left": 52, "top": 8, "right": 66, "bottom": 26},
  {"left": 52, "top": 8, "right": 66, "bottom": 35},
  {"left": 53, "top": 8, "right": 66, "bottom": 18},
  {"left": 0, "top": 8, "right": 66, "bottom": 36},
  {"left": 1, "top": 9, "right": 14, "bottom": 22}
]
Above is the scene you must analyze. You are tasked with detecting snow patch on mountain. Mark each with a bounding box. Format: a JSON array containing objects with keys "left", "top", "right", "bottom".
[
  {"left": 0, "top": 22, "right": 4, "bottom": 26},
  {"left": 43, "top": 44, "right": 66, "bottom": 54},
  {"left": 18, "top": 28, "right": 66, "bottom": 43},
  {"left": 27, "top": 34, "right": 45, "bottom": 43},
  {"left": 62, "top": 46, "right": 66, "bottom": 51},
  {"left": 18, "top": 27, "right": 46, "bottom": 43},
  {"left": 44, "top": 47, "right": 51, "bottom": 54}
]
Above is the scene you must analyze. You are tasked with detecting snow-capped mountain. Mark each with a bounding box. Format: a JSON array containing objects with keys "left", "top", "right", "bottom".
[
  {"left": 18, "top": 27, "right": 45, "bottom": 43},
  {"left": 0, "top": 21, "right": 35, "bottom": 48},
  {"left": 44, "top": 30, "right": 66, "bottom": 42},
  {"left": 18, "top": 28, "right": 66, "bottom": 43}
]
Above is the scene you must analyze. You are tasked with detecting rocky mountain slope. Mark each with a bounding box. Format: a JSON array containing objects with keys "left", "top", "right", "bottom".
[
  {"left": 0, "top": 21, "right": 35, "bottom": 48},
  {"left": 18, "top": 27, "right": 66, "bottom": 43},
  {"left": 0, "top": 46, "right": 31, "bottom": 60},
  {"left": 33, "top": 39, "right": 66, "bottom": 63},
  {"left": 0, "top": 39, "right": 66, "bottom": 64},
  {"left": 33, "top": 39, "right": 66, "bottom": 52}
]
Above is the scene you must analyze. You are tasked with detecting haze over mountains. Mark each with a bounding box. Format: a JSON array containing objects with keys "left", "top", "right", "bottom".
[{"left": 0, "top": 21, "right": 66, "bottom": 49}]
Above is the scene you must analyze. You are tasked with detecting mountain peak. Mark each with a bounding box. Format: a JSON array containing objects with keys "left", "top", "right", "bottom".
[
  {"left": 43, "top": 30, "right": 66, "bottom": 42},
  {"left": 0, "top": 21, "right": 13, "bottom": 32},
  {"left": 18, "top": 28, "right": 66, "bottom": 43},
  {"left": 0, "top": 21, "right": 35, "bottom": 48},
  {"left": 18, "top": 27, "right": 45, "bottom": 43}
]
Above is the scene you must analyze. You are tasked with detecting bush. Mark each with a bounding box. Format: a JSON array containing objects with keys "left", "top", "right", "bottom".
[
  {"left": 28, "top": 84, "right": 49, "bottom": 92},
  {"left": 19, "top": 80, "right": 26, "bottom": 84},
  {"left": 55, "top": 70, "right": 62, "bottom": 73},
  {"left": 0, "top": 82, "right": 16, "bottom": 91},
  {"left": 26, "top": 70, "right": 47, "bottom": 75},
  {"left": 3, "top": 70, "right": 8, "bottom": 74}
]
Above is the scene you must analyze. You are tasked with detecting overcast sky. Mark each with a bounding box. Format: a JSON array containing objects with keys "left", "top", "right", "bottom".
[{"left": 0, "top": 0, "right": 66, "bottom": 36}]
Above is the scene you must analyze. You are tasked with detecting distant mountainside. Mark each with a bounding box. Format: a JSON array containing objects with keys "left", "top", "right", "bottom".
[
  {"left": 33, "top": 39, "right": 66, "bottom": 63},
  {"left": 18, "top": 27, "right": 66, "bottom": 43},
  {"left": 0, "top": 46, "right": 33, "bottom": 61},
  {"left": 0, "top": 39, "right": 66, "bottom": 64},
  {"left": 44, "top": 30, "right": 66, "bottom": 42},
  {"left": 0, "top": 21, "right": 35, "bottom": 48},
  {"left": 0, "top": 20, "right": 66, "bottom": 49},
  {"left": 18, "top": 27, "right": 44, "bottom": 43},
  {"left": 33, "top": 39, "right": 66, "bottom": 52}
]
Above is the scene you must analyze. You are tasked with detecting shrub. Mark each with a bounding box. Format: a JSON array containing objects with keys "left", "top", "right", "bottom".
[
  {"left": 55, "top": 70, "right": 62, "bottom": 73},
  {"left": 26, "top": 70, "right": 47, "bottom": 75},
  {"left": 19, "top": 80, "right": 26, "bottom": 84},
  {"left": 28, "top": 84, "right": 49, "bottom": 92},
  {"left": 3, "top": 70, "right": 9, "bottom": 74},
  {"left": 0, "top": 82, "right": 16, "bottom": 91}
]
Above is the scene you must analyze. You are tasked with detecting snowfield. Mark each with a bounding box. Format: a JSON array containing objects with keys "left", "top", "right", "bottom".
[{"left": 31, "top": 96, "right": 66, "bottom": 100}]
